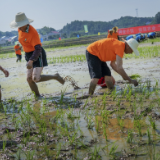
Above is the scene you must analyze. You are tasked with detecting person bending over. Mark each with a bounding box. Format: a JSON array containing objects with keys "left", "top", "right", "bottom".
[{"left": 86, "top": 38, "right": 139, "bottom": 95}]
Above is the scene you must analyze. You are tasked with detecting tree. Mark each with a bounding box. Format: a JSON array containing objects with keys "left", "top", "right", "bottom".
[
  {"left": 62, "top": 33, "right": 67, "bottom": 38},
  {"left": 39, "top": 26, "right": 56, "bottom": 35},
  {"left": 154, "top": 12, "right": 160, "bottom": 24}
]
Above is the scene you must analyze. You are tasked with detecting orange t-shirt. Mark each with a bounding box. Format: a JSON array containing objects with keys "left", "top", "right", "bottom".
[
  {"left": 14, "top": 45, "right": 21, "bottom": 55},
  {"left": 87, "top": 38, "right": 125, "bottom": 62},
  {"left": 18, "top": 25, "right": 41, "bottom": 52},
  {"left": 107, "top": 32, "right": 119, "bottom": 39}
]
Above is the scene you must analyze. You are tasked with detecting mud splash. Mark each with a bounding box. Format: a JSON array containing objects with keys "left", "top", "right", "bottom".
[{"left": 64, "top": 75, "right": 81, "bottom": 90}]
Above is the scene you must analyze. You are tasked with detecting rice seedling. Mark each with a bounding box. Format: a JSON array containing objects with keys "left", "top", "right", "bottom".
[
  {"left": 44, "top": 144, "right": 50, "bottom": 158},
  {"left": 23, "top": 150, "right": 35, "bottom": 160},
  {"left": 147, "top": 128, "right": 152, "bottom": 144},
  {"left": 95, "top": 116, "right": 99, "bottom": 132},
  {"left": 148, "top": 144, "right": 160, "bottom": 160},
  {"left": 103, "top": 123, "right": 107, "bottom": 142},
  {"left": 127, "top": 130, "right": 134, "bottom": 143},
  {"left": 87, "top": 116, "right": 94, "bottom": 129},
  {"left": 15, "top": 149, "right": 21, "bottom": 160},
  {"left": 91, "top": 145, "right": 101, "bottom": 159},
  {"left": 130, "top": 74, "right": 141, "bottom": 80},
  {"left": 135, "top": 120, "right": 142, "bottom": 137},
  {"left": 109, "top": 142, "right": 119, "bottom": 159},
  {"left": 101, "top": 110, "right": 109, "bottom": 124},
  {"left": 2, "top": 141, "right": 6, "bottom": 152},
  {"left": 149, "top": 116, "right": 156, "bottom": 130}
]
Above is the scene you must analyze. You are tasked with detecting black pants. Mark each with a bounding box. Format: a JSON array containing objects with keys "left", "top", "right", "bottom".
[
  {"left": 25, "top": 47, "right": 48, "bottom": 68},
  {"left": 86, "top": 50, "right": 111, "bottom": 79}
]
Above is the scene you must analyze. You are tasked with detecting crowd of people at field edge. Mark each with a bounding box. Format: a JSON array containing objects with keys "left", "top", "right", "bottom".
[{"left": 0, "top": 12, "right": 140, "bottom": 102}]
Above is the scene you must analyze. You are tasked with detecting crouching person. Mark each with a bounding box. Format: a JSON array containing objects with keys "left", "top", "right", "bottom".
[{"left": 86, "top": 38, "right": 139, "bottom": 95}]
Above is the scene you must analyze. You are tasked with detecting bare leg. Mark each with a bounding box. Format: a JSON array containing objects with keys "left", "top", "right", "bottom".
[
  {"left": 32, "top": 68, "right": 65, "bottom": 84},
  {"left": 89, "top": 78, "right": 99, "bottom": 95},
  {"left": 27, "top": 68, "right": 40, "bottom": 96},
  {"left": 104, "top": 76, "right": 114, "bottom": 89}
]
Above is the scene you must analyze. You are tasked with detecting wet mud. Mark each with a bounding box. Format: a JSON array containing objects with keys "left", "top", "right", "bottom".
[{"left": 0, "top": 45, "right": 160, "bottom": 159}]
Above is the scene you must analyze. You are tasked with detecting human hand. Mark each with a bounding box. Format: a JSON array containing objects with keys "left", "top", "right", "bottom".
[
  {"left": 3, "top": 69, "right": 9, "bottom": 77},
  {"left": 121, "top": 38, "right": 125, "bottom": 41},
  {"left": 130, "top": 79, "right": 138, "bottom": 87},
  {"left": 26, "top": 60, "right": 33, "bottom": 69}
]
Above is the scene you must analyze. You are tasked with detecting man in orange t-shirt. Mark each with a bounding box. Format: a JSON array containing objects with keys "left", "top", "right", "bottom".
[
  {"left": 14, "top": 43, "right": 22, "bottom": 62},
  {"left": 10, "top": 12, "right": 65, "bottom": 97},
  {"left": 86, "top": 38, "right": 139, "bottom": 95}
]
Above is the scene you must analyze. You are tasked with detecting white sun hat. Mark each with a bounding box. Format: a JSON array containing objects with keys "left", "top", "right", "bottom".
[
  {"left": 126, "top": 38, "right": 139, "bottom": 56},
  {"left": 10, "top": 12, "right": 33, "bottom": 29}
]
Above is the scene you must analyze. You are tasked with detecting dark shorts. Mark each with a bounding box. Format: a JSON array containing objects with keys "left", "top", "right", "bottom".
[
  {"left": 25, "top": 47, "right": 48, "bottom": 68},
  {"left": 86, "top": 50, "right": 111, "bottom": 79},
  {"left": 16, "top": 54, "right": 22, "bottom": 60}
]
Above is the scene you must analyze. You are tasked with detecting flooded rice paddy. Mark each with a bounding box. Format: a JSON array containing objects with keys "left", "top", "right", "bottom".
[{"left": 0, "top": 44, "right": 160, "bottom": 159}]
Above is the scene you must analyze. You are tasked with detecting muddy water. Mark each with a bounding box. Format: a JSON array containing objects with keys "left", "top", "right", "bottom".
[{"left": 0, "top": 50, "right": 160, "bottom": 100}]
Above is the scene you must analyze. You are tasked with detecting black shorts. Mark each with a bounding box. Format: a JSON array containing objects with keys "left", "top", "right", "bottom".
[
  {"left": 25, "top": 47, "right": 48, "bottom": 68},
  {"left": 86, "top": 50, "right": 111, "bottom": 79},
  {"left": 16, "top": 54, "right": 22, "bottom": 60}
]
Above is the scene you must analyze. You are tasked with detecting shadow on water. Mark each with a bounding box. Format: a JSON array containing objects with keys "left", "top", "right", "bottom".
[{"left": 46, "top": 96, "right": 82, "bottom": 109}]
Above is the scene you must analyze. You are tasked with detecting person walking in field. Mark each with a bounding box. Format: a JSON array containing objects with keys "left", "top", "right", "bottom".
[
  {"left": 0, "top": 66, "right": 9, "bottom": 102},
  {"left": 10, "top": 12, "right": 65, "bottom": 97},
  {"left": 14, "top": 42, "right": 22, "bottom": 62},
  {"left": 86, "top": 38, "right": 139, "bottom": 95},
  {"left": 107, "top": 26, "right": 119, "bottom": 40}
]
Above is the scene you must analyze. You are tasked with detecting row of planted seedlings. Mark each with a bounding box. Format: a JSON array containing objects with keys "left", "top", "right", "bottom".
[
  {"left": 125, "top": 45, "right": 160, "bottom": 59},
  {"left": 76, "top": 78, "right": 160, "bottom": 159},
  {"left": 0, "top": 44, "right": 160, "bottom": 61},
  {"left": 0, "top": 92, "right": 107, "bottom": 159},
  {"left": 48, "top": 54, "right": 86, "bottom": 64},
  {"left": 46, "top": 45, "right": 160, "bottom": 65},
  {"left": 1, "top": 79, "right": 160, "bottom": 159}
]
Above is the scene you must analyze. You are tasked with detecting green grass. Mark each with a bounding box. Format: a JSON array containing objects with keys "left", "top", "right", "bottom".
[{"left": 140, "top": 37, "right": 160, "bottom": 43}]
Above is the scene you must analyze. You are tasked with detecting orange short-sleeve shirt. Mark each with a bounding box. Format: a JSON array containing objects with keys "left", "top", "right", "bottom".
[
  {"left": 87, "top": 38, "right": 125, "bottom": 62},
  {"left": 107, "top": 32, "right": 118, "bottom": 39},
  {"left": 18, "top": 25, "right": 41, "bottom": 52},
  {"left": 14, "top": 45, "right": 21, "bottom": 55}
]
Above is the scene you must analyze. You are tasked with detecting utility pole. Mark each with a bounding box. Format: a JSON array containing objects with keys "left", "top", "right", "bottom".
[{"left": 136, "top": 8, "right": 138, "bottom": 17}]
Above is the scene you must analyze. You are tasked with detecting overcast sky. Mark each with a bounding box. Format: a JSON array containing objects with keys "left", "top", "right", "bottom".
[{"left": 0, "top": 0, "right": 160, "bottom": 32}]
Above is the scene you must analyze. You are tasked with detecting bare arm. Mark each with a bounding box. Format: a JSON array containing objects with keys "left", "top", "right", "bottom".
[
  {"left": 110, "top": 55, "right": 138, "bottom": 86},
  {"left": 110, "top": 55, "right": 131, "bottom": 82}
]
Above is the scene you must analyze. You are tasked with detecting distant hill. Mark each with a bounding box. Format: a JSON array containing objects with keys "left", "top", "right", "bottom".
[
  {"left": 1, "top": 12, "right": 160, "bottom": 38},
  {"left": 60, "top": 16, "right": 154, "bottom": 37}
]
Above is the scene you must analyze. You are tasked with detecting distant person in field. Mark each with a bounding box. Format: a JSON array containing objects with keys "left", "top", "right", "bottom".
[
  {"left": 14, "top": 42, "right": 22, "bottom": 62},
  {"left": 10, "top": 12, "right": 65, "bottom": 97},
  {"left": 107, "top": 27, "right": 119, "bottom": 40},
  {"left": 107, "top": 29, "right": 113, "bottom": 38},
  {"left": 0, "top": 66, "right": 9, "bottom": 102},
  {"left": 86, "top": 38, "right": 139, "bottom": 95}
]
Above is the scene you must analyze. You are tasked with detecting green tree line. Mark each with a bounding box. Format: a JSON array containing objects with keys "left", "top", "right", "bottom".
[
  {"left": 0, "top": 12, "right": 160, "bottom": 38},
  {"left": 60, "top": 16, "right": 154, "bottom": 37}
]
